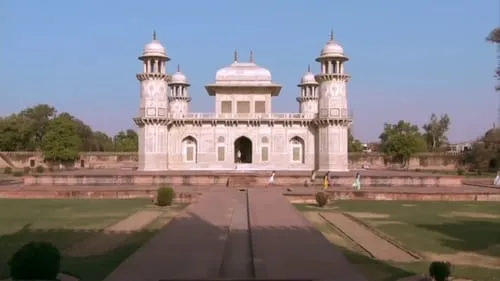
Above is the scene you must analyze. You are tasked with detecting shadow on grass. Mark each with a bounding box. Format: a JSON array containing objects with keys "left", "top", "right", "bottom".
[
  {"left": 416, "top": 220, "right": 500, "bottom": 255},
  {"left": 0, "top": 224, "right": 159, "bottom": 281},
  {"left": 0, "top": 200, "right": 416, "bottom": 281}
]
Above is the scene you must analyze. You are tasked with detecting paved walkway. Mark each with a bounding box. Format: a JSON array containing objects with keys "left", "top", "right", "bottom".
[
  {"left": 321, "top": 212, "right": 417, "bottom": 262},
  {"left": 248, "top": 189, "right": 367, "bottom": 281},
  {"left": 104, "top": 189, "right": 367, "bottom": 281},
  {"left": 104, "top": 190, "right": 237, "bottom": 281}
]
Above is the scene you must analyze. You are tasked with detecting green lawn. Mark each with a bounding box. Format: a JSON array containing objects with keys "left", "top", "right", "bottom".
[
  {"left": 298, "top": 201, "right": 500, "bottom": 281},
  {"left": 0, "top": 199, "right": 184, "bottom": 281}
]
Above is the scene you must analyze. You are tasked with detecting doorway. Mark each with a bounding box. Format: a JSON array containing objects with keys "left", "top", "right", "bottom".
[{"left": 234, "top": 136, "right": 252, "bottom": 163}]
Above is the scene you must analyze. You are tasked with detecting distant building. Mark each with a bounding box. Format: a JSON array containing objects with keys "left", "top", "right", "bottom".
[{"left": 447, "top": 142, "right": 471, "bottom": 153}]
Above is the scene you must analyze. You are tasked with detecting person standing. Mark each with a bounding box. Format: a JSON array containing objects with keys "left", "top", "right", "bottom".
[
  {"left": 323, "top": 171, "right": 330, "bottom": 190},
  {"left": 267, "top": 170, "right": 276, "bottom": 187},
  {"left": 494, "top": 170, "right": 500, "bottom": 186},
  {"left": 310, "top": 170, "right": 317, "bottom": 187},
  {"left": 352, "top": 172, "right": 361, "bottom": 190}
]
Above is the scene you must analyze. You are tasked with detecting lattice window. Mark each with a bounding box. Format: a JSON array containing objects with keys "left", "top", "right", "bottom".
[
  {"left": 261, "top": 136, "right": 269, "bottom": 162},
  {"left": 255, "top": 101, "right": 266, "bottom": 113},
  {"left": 182, "top": 137, "right": 197, "bottom": 163},
  {"left": 237, "top": 101, "right": 250, "bottom": 113},
  {"left": 290, "top": 137, "right": 304, "bottom": 163},
  {"left": 221, "top": 101, "right": 232, "bottom": 113}
]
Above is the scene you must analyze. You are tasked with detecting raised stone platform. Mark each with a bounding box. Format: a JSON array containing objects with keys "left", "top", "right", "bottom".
[
  {"left": 23, "top": 169, "right": 463, "bottom": 187},
  {"left": 2, "top": 185, "right": 500, "bottom": 201}
]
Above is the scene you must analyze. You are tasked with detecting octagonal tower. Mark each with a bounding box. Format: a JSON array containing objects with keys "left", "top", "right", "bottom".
[
  {"left": 134, "top": 31, "right": 170, "bottom": 171},
  {"left": 314, "top": 31, "right": 351, "bottom": 171}
]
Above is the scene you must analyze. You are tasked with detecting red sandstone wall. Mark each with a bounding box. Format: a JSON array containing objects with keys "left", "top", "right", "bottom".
[{"left": 0, "top": 151, "right": 459, "bottom": 170}]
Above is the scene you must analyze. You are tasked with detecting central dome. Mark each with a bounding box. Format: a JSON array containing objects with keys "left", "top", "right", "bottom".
[
  {"left": 214, "top": 52, "right": 273, "bottom": 86},
  {"left": 215, "top": 62, "right": 272, "bottom": 85}
]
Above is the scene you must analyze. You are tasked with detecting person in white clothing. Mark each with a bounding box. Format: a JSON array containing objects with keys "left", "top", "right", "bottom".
[
  {"left": 494, "top": 171, "right": 500, "bottom": 186},
  {"left": 267, "top": 170, "right": 276, "bottom": 187}
]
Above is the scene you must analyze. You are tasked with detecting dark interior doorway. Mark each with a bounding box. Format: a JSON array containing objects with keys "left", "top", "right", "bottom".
[
  {"left": 234, "top": 136, "right": 252, "bottom": 163},
  {"left": 80, "top": 160, "right": 85, "bottom": 168}
]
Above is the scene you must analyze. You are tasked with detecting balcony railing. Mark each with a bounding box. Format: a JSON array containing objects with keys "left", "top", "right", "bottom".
[{"left": 166, "top": 113, "right": 319, "bottom": 120}]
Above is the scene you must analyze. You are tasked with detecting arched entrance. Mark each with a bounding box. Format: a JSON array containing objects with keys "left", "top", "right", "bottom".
[{"left": 234, "top": 136, "right": 252, "bottom": 163}]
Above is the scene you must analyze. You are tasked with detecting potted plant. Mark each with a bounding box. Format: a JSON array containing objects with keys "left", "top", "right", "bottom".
[{"left": 9, "top": 241, "right": 61, "bottom": 281}]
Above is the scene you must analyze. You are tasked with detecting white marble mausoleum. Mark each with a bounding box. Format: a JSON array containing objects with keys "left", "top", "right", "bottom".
[{"left": 134, "top": 31, "right": 351, "bottom": 171}]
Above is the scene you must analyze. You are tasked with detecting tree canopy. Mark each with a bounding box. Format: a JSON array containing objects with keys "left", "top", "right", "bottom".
[
  {"left": 348, "top": 128, "right": 363, "bottom": 153},
  {"left": 379, "top": 120, "right": 427, "bottom": 165},
  {"left": 422, "top": 113, "right": 450, "bottom": 151},
  {"left": 0, "top": 104, "right": 138, "bottom": 162}
]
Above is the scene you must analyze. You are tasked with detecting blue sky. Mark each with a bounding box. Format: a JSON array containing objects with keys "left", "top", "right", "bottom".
[{"left": 1, "top": 0, "right": 498, "bottom": 142}]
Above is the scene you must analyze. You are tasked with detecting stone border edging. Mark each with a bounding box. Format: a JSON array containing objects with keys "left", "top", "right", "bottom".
[
  {"left": 318, "top": 212, "right": 375, "bottom": 258},
  {"left": 341, "top": 212, "right": 422, "bottom": 260}
]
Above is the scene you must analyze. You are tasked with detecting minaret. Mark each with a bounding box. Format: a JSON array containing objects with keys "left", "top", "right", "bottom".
[
  {"left": 168, "top": 64, "right": 191, "bottom": 115},
  {"left": 314, "top": 30, "right": 351, "bottom": 171},
  {"left": 296, "top": 65, "right": 319, "bottom": 114},
  {"left": 134, "top": 31, "right": 170, "bottom": 171}
]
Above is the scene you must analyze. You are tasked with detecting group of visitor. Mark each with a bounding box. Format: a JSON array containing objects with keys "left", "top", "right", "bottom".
[
  {"left": 320, "top": 171, "right": 361, "bottom": 190},
  {"left": 266, "top": 170, "right": 362, "bottom": 190}
]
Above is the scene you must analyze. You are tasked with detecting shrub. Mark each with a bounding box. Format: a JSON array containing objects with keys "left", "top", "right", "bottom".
[
  {"left": 4, "top": 166, "right": 12, "bottom": 174},
  {"left": 429, "top": 261, "right": 451, "bottom": 281},
  {"left": 12, "top": 171, "right": 24, "bottom": 177},
  {"left": 23, "top": 166, "right": 31, "bottom": 174},
  {"left": 9, "top": 241, "right": 61, "bottom": 281},
  {"left": 156, "top": 185, "right": 175, "bottom": 206},
  {"left": 315, "top": 192, "right": 329, "bottom": 207},
  {"left": 456, "top": 167, "right": 465, "bottom": 175},
  {"left": 35, "top": 165, "right": 45, "bottom": 173}
]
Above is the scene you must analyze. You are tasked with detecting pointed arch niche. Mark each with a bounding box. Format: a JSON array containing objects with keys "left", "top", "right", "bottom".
[
  {"left": 289, "top": 136, "right": 305, "bottom": 164},
  {"left": 234, "top": 136, "right": 252, "bottom": 163},
  {"left": 182, "top": 136, "right": 197, "bottom": 163}
]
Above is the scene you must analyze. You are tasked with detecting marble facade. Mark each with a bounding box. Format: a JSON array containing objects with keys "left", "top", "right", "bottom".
[{"left": 134, "top": 31, "right": 351, "bottom": 171}]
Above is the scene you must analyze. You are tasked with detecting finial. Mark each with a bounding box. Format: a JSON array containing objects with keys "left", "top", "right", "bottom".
[
  {"left": 177, "top": 64, "right": 180, "bottom": 72},
  {"left": 250, "top": 50, "right": 254, "bottom": 62},
  {"left": 153, "top": 30, "right": 157, "bottom": 40},
  {"left": 307, "top": 64, "right": 311, "bottom": 72},
  {"left": 330, "top": 29, "right": 334, "bottom": 41},
  {"left": 234, "top": 50, "right": 238, "bottom": 62}
]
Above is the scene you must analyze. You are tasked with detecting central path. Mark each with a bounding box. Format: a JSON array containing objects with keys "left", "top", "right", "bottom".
[
  {"left": 248, "top": 189, "right": 366, "bottom": 281},
  {"left": 104, "top": 189, "right": 367, "bottom": 281}
]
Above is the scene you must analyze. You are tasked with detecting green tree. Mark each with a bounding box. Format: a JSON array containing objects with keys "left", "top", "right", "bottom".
[
  {"left": 487, "top": 27, "right": 500, "bottom": 92},
  {"left": 18, "top": 104, "right": 57, "bottom": 150},
  {"left": 463, "top": 128, "right": 500, "bottom": 171},
  {"left": 92, "top": 131, "right": 114, "bottom": 151},
  {"left": 113, "top": 129, "right": 138, "bottom": 152},
  {"left": 379, "top": 120, "right": 427, "bottom": 166},
  {"left": 348, "top": 129, "right": 363, "bottom": 152},
  {"left": 58, "top": 113, "right": 96, "bottom": 151},
  {"left": 41, "top": 115, "right": 82, "bottom": 164},
  {"left": 422, "top": 113, "right": 451, "bottom": 151},
  {"left": 0, "top": 114, "right": 37, "bottom": 151},
  {"left": 487, "top": 27, "right": 500, "bottom": 43}
]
